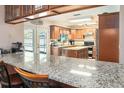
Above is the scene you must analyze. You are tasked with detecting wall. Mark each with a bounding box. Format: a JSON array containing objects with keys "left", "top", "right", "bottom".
[
  {"left": 120, "top": 6, "right": 124, "bottom": 64},
  {"left": 0, "top": 5, "right": 24, "bottom": 49}
]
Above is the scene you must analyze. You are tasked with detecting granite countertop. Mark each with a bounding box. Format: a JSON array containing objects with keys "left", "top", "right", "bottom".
[
  {"left": 1, "top": 53, "right": 124, "bottom": 88},
  {"left": 62, "top": 46, "right": 90, "bottom": 50},
  {"left": 53, "top": 45, "right": 94, "bottom": 50}
]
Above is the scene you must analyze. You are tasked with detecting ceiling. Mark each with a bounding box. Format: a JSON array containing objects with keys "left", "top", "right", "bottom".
[{"left": 25, "top": 5, "right": 120, "bottom": 29}]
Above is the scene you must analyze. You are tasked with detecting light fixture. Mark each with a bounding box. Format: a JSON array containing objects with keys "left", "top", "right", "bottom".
[
  {"left": 70, "top": 17, "right": 92, "bottom": 23},
  {"left": 77, "top": 22, "right": 97, "bottom": 26},
  {"left": 25, "top": 12, "right": 48, "bottom": 19},
  {"left": 38, "top": 12, "right": 48, "bottom": 17},
  {"left": 26, "top": 15, "right": 34, "bottom": 19}
]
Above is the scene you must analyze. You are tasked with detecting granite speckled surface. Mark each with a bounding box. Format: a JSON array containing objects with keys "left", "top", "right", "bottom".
[{"left": 1, "top": 53, "right": 124, "bottom": 88}]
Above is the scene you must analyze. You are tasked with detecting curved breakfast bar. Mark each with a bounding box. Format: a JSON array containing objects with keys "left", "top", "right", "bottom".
[{"left": 0, "top": 53, "right": 124, "bottom": 88}]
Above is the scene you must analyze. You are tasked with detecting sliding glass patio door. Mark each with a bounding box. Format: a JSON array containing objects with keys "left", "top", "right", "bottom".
[
  {"left": 24, "top": 24, "right": 47, "bottom": 61},
  {"left": 24, "top": 29, "right": 34, "bottom": 52}
]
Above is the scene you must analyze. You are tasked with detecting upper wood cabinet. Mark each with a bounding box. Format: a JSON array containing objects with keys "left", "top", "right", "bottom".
[
  {"left": 5, "top": 5, "right": 33, "bottom": 22},
  {"left": 71, "top": 29, "right": 77, "bottom": 40},
  {"left": 75, "top": 29, "right": 84, "bottom": 39},
  {"left": 5, "top": 5, "right": 49, "bottom": 23},
  {"left": 34, "top": 5, "right": 49, "bottom": 13},
  {"left": 50, "top": 25, "right": 60, "bottom": 39},
  {"left": 22, "top": 5, "right": 34, "bottom": 16},
  {"left": 50, "top": 25, "right": 70, "bottom": 39}
]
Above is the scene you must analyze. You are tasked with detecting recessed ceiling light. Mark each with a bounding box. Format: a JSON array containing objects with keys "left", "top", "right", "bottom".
[
  {"left": 25, "top": 15, "right": 34, "bottom": 19},
  {"left": 70, "top": 17, "right": 92, "bottom": 23},
  {"left": 38, "top": 12, "right": 48, "bottom": 17},
  {"left": 77, "top": 22, "right": 97, "bottom": 26}
]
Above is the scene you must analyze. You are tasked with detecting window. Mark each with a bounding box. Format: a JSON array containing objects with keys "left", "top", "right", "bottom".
[
  {"left": 24, "top": 29, "right": 34, "bottom": 51},
  {"left": 39, "top": 32, "right": 47, "bottom": 54}
]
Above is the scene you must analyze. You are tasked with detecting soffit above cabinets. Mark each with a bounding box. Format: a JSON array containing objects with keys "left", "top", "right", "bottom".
[{"left": 5, "top": 5, "right": 103, "bottom": 24}]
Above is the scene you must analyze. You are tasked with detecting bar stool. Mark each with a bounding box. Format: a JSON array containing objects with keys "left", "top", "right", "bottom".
[
  {"left": 0, "top": 61, "right": 23, "bottom": 88},
  {"left": 15, "top": 67, "right": 61, "bottom": 88}
]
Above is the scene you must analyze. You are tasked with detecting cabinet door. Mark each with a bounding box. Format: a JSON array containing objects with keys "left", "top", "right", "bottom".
[
  {"left": 71, "top": 30, "right": 76, "bottom": 40},
  {"left": 99, "top": 12, "right": 119, "bottom": 62},
  {"left": 5, "top": 5, "right": 14, "bottom": 21},
  {"left": 13, "top": 5, "right": 21, "bottom": 18},
  {"left": 34, "top": 5, "right": 49, "bottom": 13},
  {"left": 99, "top": 13, "right": 119, "bottom": 29},
  {"left": 50, "top": 26, "right": 60, "bottom": 39},
  {"left": 54, "top": 26, "right": 60, "bottom": 40},
  {"left": 50, "top": 26, "right": 55, "bottom": 39},
  {"left": 76, "top": 30, "right": 84, "bottom": 39},
  {"left": 22, "top": 5, "right": 34, "bottom": 16}
]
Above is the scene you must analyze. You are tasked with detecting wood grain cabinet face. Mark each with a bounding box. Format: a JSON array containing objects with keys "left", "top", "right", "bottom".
[
  {"left": 5, "top": 5, "right": 49, "bottom": 23},
  {"left": 61, "top": 48, "right": 88, "bottom": 59},
  {"left": 34, "top": 5, "right": 49, "bottom": 13},
  {"left": 50, "top": 25, "right": 60, "bottom": 39},
  {"left": 99, "top": 13, "right": 119, "bottom": 29},
  {"left": 50, "top": 25, "right": 70, "bottom": 39},
  {"left": 98, "top": 12, "right": 119, "bottom": 63},
  {"left": 71, "top": 30, "right": 76, "bottom": 40},
  {"left": 5, "top": 5, "right": 34, "bottom": 22},
  {"left": 49, "top": 5, "right": 64, "bottom": 9}
]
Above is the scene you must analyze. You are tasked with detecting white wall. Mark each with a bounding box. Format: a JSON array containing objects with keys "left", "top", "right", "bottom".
[
  {"left": 119, "top": 6, "right": 124, "bottom": 64},
  {"left": 0, "top": 5, "right": 24, "bottom": 49}
]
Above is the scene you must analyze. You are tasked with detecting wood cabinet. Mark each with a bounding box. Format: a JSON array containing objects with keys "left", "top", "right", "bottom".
[
  {"left": 5, "top": 5, "right": 34, "bottom": 22},
  {"left": 5, "top": 5, "right": 49, "bottom": 23},
  {"left": 62, "top": 48, "right": 88, "bottom": 59},
  {"left": 70, "top": 29, "right": 76, "bottom": 40},
  {"left": 50, "top": 25, "right": 70, "bottom": 39},
  {"left": 75, "top": 29, "right": 84, "bottom": 39},
  {"left": 50, "top": 25, "right": 60, "bottom": 40},
  {"left": 5, "top": 5, "right": 64, "bottom": 23},
  {"left": 34, "top": 5, "right": 49, "bottom": 13},
  {"left": 22, "top": 5, "right": 34, "bottom": 16},
  {"left": 98, "top": 12, "right": 119, "bottom": 63},
  {"left": 50, "top": 46, "right": 62, "bottom": 56},
  {"left": 93, "top": 46, "right": 96, "bottom": 59}
]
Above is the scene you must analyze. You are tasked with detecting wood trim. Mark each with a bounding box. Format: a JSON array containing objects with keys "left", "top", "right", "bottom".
[
  {"left": 98, "top": 12, "right": 119, "bottom": 16},
  {"left": 51, "top": 10, "right": 61, "bottom": 14},
  {"left": 15, "top": 67, "right": 48, "bottom": 79}
]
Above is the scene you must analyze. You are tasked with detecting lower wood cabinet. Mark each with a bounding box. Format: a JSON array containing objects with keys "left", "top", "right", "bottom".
[
  {"left": 62, "top": 48, "right": 88, "bottom": 59},
  {"left": 51, "top": 46, "right": 88, "bottom": 59},
  {"left": 50, "top": 46, "right": 62, "bottom": 56}
]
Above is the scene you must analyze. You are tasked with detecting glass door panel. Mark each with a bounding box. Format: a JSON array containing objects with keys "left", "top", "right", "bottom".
[
  {"left": 24, "top": 21, "right": 48, "bottom": 62},
  {"left": 38, "top": 29, "right": 47, "bottom": 61},
  {"left": 39, "top": 32, "right": 47, "bottom": 54},
  {"left": 24, "top": 28, "right": 34, "bottom": 61},
  {"left": 24, "top": 29, "right": 34, "bottom": 52}
]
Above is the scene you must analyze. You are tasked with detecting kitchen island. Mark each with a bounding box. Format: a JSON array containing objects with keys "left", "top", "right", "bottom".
[
  {"left": 0, "top": 53, "right": 124, "bottom": 88},
  {"left": 51, "top": 45, "right": 95, "bottom": 58}
]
